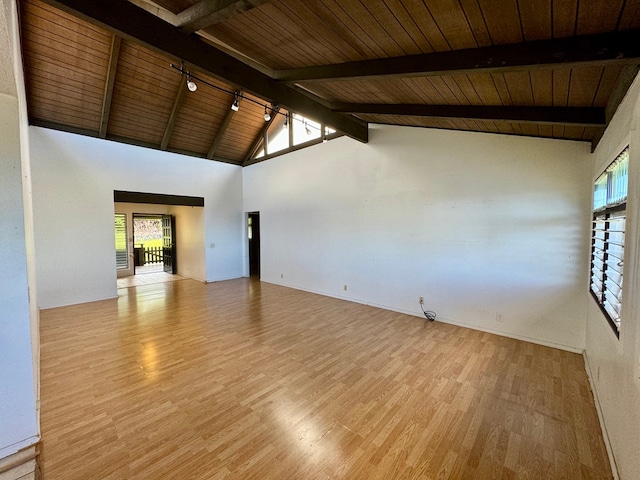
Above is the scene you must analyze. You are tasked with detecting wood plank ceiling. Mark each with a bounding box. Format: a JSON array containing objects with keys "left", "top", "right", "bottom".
[{"left": 20, "top": 0, "right": 640, "bottom": 166}]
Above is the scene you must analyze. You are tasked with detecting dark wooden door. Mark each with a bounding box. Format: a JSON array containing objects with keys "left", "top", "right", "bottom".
[
  {"left": 248, "top": 212, "right": 260, "bottom": 278},
  {"left": 162, "top": 215, "right": 177, "bottom": 274}
]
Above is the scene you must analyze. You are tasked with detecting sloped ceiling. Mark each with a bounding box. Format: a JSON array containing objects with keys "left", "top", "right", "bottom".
[{"left": 19, "top": 0, "right": 640, "bottom": 166}]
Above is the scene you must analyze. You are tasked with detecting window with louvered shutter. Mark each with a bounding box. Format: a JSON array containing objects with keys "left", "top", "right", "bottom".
[
  {"left": 115, "top": 213, "right": 128, "bottom": 270},
  {"left": 590, "top": 147, "right": 628, "bottom": 337}
]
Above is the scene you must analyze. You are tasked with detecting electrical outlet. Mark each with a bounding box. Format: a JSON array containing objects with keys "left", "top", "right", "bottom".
[
  {"left": 419, "top": 297, "right": 424, "bottom": 305},
  {"left": 281, "top": 273, "right": 283, "bottom": 279},
  {"left": 344, "top": 285, "right": 348, "bottom": 291},
  {"left": 496, "top": 313, "right": 503, "bottom": 322}
]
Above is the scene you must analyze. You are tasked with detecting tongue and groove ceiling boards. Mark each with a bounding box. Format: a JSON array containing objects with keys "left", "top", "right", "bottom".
[{"left": 19, "top": 0, "right": 640, "bottom": 165}]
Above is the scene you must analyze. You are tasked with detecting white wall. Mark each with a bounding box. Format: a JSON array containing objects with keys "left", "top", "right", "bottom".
[
  {"left": 244, "top": 125, "right": 592, "bottom": 351},
  {"left": 0, "top": 0, "right": 38, "bottom": 460},
  {"left": 0, "top": 94, "right": 38, "bottom": 459},
  {"left": 585, "top": 72, "right": 640, "bottom": 480},
  {"left": 171, "top": 205, "right": 206, "bottom": 282},
  {"left": 30, "top": 127, "right": 244, "bottom": 308}
]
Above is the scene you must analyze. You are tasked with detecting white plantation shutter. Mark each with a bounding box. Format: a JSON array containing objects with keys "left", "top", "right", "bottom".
[
  {"left": 590, "top": 147, "right": 628, "bottom": 337},
  {"left": 115, "top": 213, "right": 128, "bottom": 269}
]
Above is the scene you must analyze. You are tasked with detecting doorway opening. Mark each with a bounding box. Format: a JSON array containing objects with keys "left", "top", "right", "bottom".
[
  {"left": 133, "top": 213, "right": 164, "bottom": 275},
  {"left": 248, "top": 212, "right": 260, "bottom": 278},
  {"left": 132, "top": 214, "right": 177, "bottom": 275},
  {"left": 133, "top": 215, "right": 163, "bottom": 274},
  {"left": 116, "top": 213, "right": 179, "bottom": 289},
  {"left": 114, "top": 191, "right": 204, "bottom": 289}
]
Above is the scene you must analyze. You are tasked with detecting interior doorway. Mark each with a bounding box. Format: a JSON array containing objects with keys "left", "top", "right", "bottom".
[
  {"left": 114, "top": 191, "right": 205, "bottom": 289},
  {"left": 133, "top": 214, "right": 163, "bottom": 274},
  {"left": 248, "top": 212, "right": 261, "bottom": 278},
  {"left": 133, "top": 214, "right": 176, "bottom": 275},
  {"left": 115, "top": 212, "right": 181, "bottom": 289}
]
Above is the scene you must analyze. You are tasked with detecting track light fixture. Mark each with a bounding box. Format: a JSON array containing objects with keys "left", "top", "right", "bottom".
[
  {"left": 181, "top": 61, "right": 197, "bottom": 92},
  {"left": 169, "top": 63, "right": 331, "bottom": 146},
  {"left": 231, "top": 92, "right": 240, "bottom": 111},
  {"left": 186, "top": 73, "right": 197, "bottom": 92}
]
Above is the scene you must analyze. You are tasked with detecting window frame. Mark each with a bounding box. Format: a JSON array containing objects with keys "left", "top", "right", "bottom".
[
  {"left": 249, "top": 111, "right": 342, "bottom": 164},
  {"left": 115, "top": 213, "right": 128, "bottom": 270},
  {"left": 590, "top": 146, "right": 629, "bottom": 338}
]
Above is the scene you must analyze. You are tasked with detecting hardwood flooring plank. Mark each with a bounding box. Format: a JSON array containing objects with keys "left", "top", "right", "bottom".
[{"left": 39, "top": 278, "right": 612, "bottom": 479}]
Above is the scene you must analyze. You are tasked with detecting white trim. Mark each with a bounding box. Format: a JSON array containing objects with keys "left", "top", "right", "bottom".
[
  {"left": 583, "top": 352, "right": 620, "bottom": 480},
  {"left": 432, "top": 316, "right": 585, "bottom": 354},
  {"left": 40, "top": 294, "right": 119, "bottom": 310},
  {"left": 0, "top": 437, "right": 39, "bottom": 461}
]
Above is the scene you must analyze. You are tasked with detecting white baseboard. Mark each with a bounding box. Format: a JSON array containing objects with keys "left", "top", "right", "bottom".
[
  {"left": 582, "top": 353, "right": 619, "bottom": 480},
  {"left": 261, "top": 279, "right": 584, "bottom": 353},
  {"left": 434, "top": 315, "right": 585, "bottom": 354}
]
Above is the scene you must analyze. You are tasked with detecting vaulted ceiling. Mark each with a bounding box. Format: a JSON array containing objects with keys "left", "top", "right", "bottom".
[{"left": 19, "top": 0, "right": 640, "bottom": 166}]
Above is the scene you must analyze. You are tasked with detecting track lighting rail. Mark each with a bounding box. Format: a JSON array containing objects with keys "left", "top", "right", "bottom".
[{"left": 170, "top": 63, "right": 330, "bottom": 135}]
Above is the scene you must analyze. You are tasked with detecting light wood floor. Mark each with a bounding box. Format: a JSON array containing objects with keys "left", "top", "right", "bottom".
[{"left": 39, "top": 279, "right": 612, "bottom": 479}]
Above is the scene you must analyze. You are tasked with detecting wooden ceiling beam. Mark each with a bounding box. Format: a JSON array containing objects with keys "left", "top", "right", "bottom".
[
  {"left": 161, "top": 79, "right": 188, "bottom": 150},
  {"left": 333, "top": 104, "right": 606, "bottom": 127},
  {"left": 130, "top": 0, "right": 274, "bottom": 75},
  {"left": 38, "top": 0, "right": 368, "bottom": 143},
  {"left": 207, "top": 97, "right": 237, "bottom": 159},
  {"left": 243, "top": 106, "right": 279, "bottom": 165},
  {"left": 177, "top": 0, "right": 272, "bottom": 34},
  {"left": 99, "top": 35, "right": 121, "bottom": 139},
  {"left": 591, "top": 65, "right": 640, "bottom": 151},
  {"left": 275, "top": 29, "right": 640, "bottom": 82}
]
